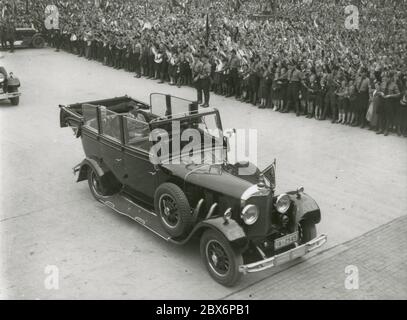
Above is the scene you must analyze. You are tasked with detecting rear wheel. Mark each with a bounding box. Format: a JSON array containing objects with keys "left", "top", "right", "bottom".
[
  {"left": 87, "top": 167, "right": 110, "bottom": 200},
  {"left": 8, "top": 87, "right": 19, "bottom": 106},
  {"left": 32, "top": 35, "right": 45, "bottom": 48},
  {"left": 200, "top": 229, "right": 243, "bottom": 287},
  {"left": 154, "top": 183, "right": 193, "bottom": 238}
]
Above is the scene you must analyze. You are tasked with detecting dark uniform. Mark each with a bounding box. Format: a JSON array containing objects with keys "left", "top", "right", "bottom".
[
  {"left": 5, "top": 19, "right": 16, "bottom": 52},
  {"left": 200, "top": 60, "right": 212, "bottom": 107},
  {"left": 356, "top": 74, "right": 371, "bottom": 128},
  {"left": 285, "top": 66, "right": 303, "bottom": 115},
  {"left": 248, "top": 61, "right": 261, "bottom": 105},
  {"left": 399, "top": 89, "right": 407, "bottom": 137},
  {"left": 323, "top": 72, "right": 340, "bottom": 122},
  {"left": 193, "top": 58, "right": 211, "bottom": 107},
  {"left": 228, "top": 53, "right": 241, "bottom": 98},
  {"left": 192, "top": 59, "right": 203, "bottom": 102},
  {"left": 376, "top": 76, "right": 400, "bottom": 136},
  {"left": 0, "top": 21, "right": 7, "bottom": 50}
]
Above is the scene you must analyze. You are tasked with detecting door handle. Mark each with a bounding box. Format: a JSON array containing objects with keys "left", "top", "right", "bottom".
[
  {"left": 149, "top": 171, "right": 157, "bottom": 176},
  {"left": 115, "top": 159, "right": 123, "bottom": 163}
]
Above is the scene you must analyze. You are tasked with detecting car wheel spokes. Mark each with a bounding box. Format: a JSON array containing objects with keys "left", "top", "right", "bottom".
[
  {"left": 207, "top": 241, "right": 230, "bottom": 276},
  {"left": 91, "top": 172, "right": 103, "bottom": 196},
  {"left": 160, "top": 195, "right": 179, "bottom": 227}
]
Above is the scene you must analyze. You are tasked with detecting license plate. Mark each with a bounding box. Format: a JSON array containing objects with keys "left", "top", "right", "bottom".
[{"left": 275, "top": 232, "right": 299, "bottom": 250}]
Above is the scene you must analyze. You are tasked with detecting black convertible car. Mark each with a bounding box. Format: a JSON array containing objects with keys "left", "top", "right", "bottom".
[
  {"left": 59, "top": 93, "right": 327, "bottom": 286},
  {"left": 14, "top": 27, "right": 45, "bottom": 49}
]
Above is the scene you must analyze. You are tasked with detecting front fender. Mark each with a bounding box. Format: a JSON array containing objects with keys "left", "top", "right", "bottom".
[
  {"left": 198, "top": 217, "right": 247, "bottom": 242},
  {"left": 173, "top": 217, "right": 248, "bottom": 250},
  {"left": 7, "top": 77, "right": 20, "bottom": 87},
  {"left": 289, "top": 193, "right": 321, "bottom": 225}
]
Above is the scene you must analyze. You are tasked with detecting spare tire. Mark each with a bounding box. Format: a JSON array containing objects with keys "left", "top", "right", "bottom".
[{"left": 155, "top": 183, "right": 193, "bottom": 238}]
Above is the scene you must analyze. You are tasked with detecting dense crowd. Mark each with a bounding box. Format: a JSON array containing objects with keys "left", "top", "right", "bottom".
[{"left": 1, "top": 0, "right": 407, "bottom": 136}]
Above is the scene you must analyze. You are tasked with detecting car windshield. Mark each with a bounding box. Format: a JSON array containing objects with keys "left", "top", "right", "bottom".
[
  {"left": 174, "top": 146, "right": 226, "bottom": 166},
  {"left": 154, "top": 112, "right": 226, "bottom": 166},
  {"left": 150, "top": 94, "right": 192, "bottom": 117}
]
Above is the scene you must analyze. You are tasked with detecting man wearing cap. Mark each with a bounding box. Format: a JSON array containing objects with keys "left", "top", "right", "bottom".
[
  {"left": 0, "top": 20, "right": 6, "bottom": 51},
  {"left": 227, "top": 49, "right": 241, "bottom": 98},
  {"left": 381, "top": 71, "right": 401, "bottom": 136},
  {"left": 323, "top": 68, "right": 340, "bottom": 123},
  {"left": 284, "top": 61, "right": 304, "bottom": 116},
  {"left": 356, "top": 67, "right": 371, "bottom": 128},
  {"left": 192, "top": 53, "right": 204, "bottom": 104},
  {"left": 201, "top": 55, "right": 212, "bottom": 107},
  {"left": 5, "top": 18, "right": 15, "bottom": 53},
  {"left": 193, "top": 55, "right": 211, "bottom": 108}
]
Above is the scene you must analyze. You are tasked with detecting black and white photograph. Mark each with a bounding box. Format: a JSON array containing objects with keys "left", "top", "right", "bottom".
[{"left": 0, "top": 0, "right": 406, "bottom": 304}]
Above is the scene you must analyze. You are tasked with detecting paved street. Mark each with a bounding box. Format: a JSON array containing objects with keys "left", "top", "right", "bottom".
[
  {"left": 1, "top": 48, "right": 406, "bottom": 299},
  {"left": 226, "top": 216, "right": 407, "bottom": 300}
]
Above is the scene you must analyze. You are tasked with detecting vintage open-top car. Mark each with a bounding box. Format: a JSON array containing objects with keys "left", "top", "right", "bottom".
[
  {"left": 59, "top": 93, "right": 327, "bottom": 286},
  {"left": 14, "top": 27, "right": 46, "bottom": 49},
  {"left": 0, "top": 66, "right": 21, "bottom": 106}
]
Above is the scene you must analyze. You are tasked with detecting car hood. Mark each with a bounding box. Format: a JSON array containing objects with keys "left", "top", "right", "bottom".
[{"left": 161, "top": 164, "right": 255, "bottom": 199}]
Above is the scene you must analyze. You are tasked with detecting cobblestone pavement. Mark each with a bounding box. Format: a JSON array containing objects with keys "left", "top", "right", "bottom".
[{"left": 225, "top": 216, "right": 407, "bottom": 300}]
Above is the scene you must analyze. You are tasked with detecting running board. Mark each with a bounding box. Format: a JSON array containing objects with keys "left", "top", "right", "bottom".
[{"left": 99, "top": 193, "right": 172, "bottom": 241}]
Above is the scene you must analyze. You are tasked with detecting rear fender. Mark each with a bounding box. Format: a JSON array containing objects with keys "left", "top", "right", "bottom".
[{"left": 76, "top": 158, "right": 108, "bottom": 183}]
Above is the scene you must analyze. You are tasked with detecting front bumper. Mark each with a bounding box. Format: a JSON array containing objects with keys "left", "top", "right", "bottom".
[
  {"left": 239, "top": 234, "right": 328, "bottom": 274},
  {"left": 0, "top": 92, "right": 21, "bottom": 100}
]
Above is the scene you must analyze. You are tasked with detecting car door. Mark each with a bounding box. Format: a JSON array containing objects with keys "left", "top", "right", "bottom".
[
  {"left": 122, "top": 115, "right": 157, "bottom": 204},
  {"left": 81, "top": 104, "right": 101, "bottom": 160},
  {"left": 99, "top": 107, "right": 126, "bottom": 182}
]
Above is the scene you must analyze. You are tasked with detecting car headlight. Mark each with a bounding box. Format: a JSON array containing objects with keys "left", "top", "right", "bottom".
[
  {"left": 275, "top": 194, "right": 291, "bottom": 214},
  {"left": 241, "top": 204, "right": 259, "bottom": 225}
]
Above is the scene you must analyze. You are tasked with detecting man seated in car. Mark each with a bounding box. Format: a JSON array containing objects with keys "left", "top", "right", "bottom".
[{"left": 126, "top": 109, "right": 151, "bottom": 148}]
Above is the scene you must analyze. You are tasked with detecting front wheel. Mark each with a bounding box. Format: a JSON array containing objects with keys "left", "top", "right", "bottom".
[
  {"left": 200, "top": 229, "right": 243, "bottom": 287},
  {"left": 9, "top": 87, "right": 19, "bottom": 106}
]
